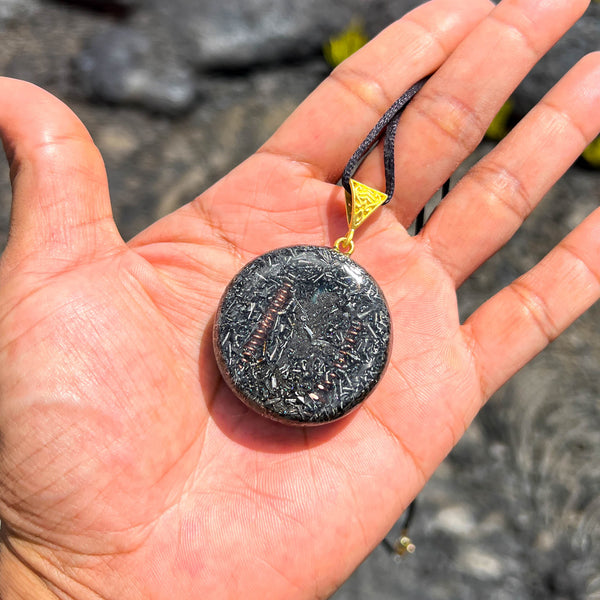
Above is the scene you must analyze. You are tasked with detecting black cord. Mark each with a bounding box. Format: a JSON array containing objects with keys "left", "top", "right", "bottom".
[
  {"left": 415, "top": 178, "right": 450, "bottom": 235},
  {"left": 382, "top": 178, "right": 452, "bottom": 557},
  {"left": 341, "top": 77, "right": 456, "bottom": 557},
  {"left": 415, "top": 207, "right": 425, "bottom": 234},
  {"left": 381, "top": 499, "right": 417, "bottom": 557},
  {"left": 344, "top": 78, "right": 455, "bottom": 557},
  {"left": 441, "top": 178, "right": 450, "bottom": 199},
  {"left": 401, "top": 497, "right": 417, "bottom": 530},
  {"left": 342, "top": 77, "right": 428, "bottom": 203}
]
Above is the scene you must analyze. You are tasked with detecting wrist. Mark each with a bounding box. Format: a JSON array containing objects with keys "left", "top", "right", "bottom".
[{"left": 0, "top": 540, "right": 60, "bottom": 600}]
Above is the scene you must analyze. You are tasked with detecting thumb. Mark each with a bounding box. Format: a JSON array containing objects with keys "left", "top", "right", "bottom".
[{"left": 0, "top": 77, "right": 123, "bottom": 271}]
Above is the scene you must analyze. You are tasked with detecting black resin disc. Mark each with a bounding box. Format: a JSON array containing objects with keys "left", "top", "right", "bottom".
[{"left": 213, "top": 246, "right": 391, "bottom": 425}]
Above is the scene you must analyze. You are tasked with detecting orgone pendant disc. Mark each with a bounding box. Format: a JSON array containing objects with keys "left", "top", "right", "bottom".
[{"left": 213, "top": 245, "right": 391, "bottom": 425}]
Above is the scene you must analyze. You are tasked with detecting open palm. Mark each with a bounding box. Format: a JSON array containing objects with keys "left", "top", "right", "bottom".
[{"left": 1, "top": 0, "right": 599, "bottom": 598}]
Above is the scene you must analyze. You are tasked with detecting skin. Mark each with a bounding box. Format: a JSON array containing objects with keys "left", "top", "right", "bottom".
[{"left": 0, "top": 0, "right": 599, "bottom": 597}]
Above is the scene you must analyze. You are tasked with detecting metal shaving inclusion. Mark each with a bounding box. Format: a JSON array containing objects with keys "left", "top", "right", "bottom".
[{"left": 213, "top": 246, "right": 391, "bottom": 425}]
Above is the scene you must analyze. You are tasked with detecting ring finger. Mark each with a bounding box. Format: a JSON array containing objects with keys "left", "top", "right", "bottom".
[{"left": 422, "top": 52, "right": 600, "bottom": 287}]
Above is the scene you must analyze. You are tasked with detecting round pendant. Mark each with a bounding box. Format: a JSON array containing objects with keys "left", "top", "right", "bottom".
[{"left": 213, "top": 246, "right": 391, "bottom": 425}]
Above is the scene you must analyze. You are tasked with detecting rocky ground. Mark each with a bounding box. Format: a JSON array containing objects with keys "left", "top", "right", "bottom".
[{"left": 1, "top": 1, "right": 599, "bottom": 598}]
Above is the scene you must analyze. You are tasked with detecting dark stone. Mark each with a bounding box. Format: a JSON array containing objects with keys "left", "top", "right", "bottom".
[
  {"left": 213, "top": 246, "right": 391, "bottom": 425},
  {"left": 74, "top": 26, "right": 196, "bottom": 114}
]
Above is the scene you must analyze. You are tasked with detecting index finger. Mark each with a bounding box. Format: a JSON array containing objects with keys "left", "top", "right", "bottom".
[{"left": 260, "top": 0, "right": 494, "bottom": 183}]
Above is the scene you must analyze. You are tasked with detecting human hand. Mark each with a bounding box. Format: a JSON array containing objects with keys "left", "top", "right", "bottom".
[{"left": 1, "top": 0, "right": 599, "bottom": 598}]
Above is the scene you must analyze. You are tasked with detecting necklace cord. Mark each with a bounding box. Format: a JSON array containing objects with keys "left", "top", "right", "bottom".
[
  {"left": 341, "top": 77, "right": 428, "bottom": 203},
  {"left": 348, "top": 80, "right": 453, "bottom": 556}
]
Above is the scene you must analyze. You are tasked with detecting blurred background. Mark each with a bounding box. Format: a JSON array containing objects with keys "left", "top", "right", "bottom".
[{"left": 0, "top": 0, "right": 599, "bottom": 598}]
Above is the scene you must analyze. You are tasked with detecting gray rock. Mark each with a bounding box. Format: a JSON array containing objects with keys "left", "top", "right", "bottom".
[
  {"left": 0, "top": 0, "right": 38, "bottom": 26},
  {"left": 74, "top": 26, "right": 196, "bottom": 114},
  {"left": 149, "top": 0, "right": 423, "bottom": 70}
]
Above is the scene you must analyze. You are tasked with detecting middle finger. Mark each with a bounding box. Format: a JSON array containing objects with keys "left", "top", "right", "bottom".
[{"left": 389, "top": 0, "right": 590, "bottom": 226}]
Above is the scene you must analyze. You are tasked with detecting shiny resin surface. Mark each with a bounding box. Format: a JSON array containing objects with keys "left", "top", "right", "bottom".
[{"left": 214, "top": 246, "right": 391, "bottom": 424}]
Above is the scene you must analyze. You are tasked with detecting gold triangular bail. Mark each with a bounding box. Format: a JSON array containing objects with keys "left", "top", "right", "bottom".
[{"left": 345, "top": 178, "right": 388, "bottom": 230}]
